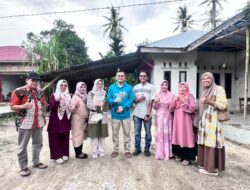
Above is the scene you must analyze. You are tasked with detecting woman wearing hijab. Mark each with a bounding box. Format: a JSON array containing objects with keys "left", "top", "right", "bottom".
[
  {"left": 48, "top": 79, "right": 71, "bottom": 164},
  {"left": 87, "top": 79, "right": 109, "bottom": 158},
  {"left": 196, "top": 72, "right": 228, "bottom": 176},
  {"left": 170, "top": 82, "right": 196, "bottom": 165},
  {"left": 70, "top": 82, "right": 88, "bottom": 159},
  {"left": 153, "top": 80, "right": 174, "bottom": 160}
]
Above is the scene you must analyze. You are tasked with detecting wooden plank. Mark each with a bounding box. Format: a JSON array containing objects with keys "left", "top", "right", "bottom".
[
  {"left": 244, "top": 26, "right": 250, "bottom": 121},
  {"left": 42, "top": 75, "right": 61, "bottom": 91}
]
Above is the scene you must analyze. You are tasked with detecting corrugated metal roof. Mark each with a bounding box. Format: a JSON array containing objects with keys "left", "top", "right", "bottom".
[
  {"left": 0, "top": 46, "right": 29, "bottom": 62},
  {"left": 146, "top": 30, "right": 207, "bottom": 48}
]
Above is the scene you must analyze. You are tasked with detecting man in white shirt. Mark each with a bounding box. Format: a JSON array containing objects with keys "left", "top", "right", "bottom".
[{"left": 133, "top": 70, "right": 155, "bottom": 157}]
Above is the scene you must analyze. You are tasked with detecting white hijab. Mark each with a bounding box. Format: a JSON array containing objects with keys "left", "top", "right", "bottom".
[
  {"left": 54, "top": 79, "right": 71, "bottom": 120},
  {"left": 91, "top": 79, "right": 106, "bottom": 104}
]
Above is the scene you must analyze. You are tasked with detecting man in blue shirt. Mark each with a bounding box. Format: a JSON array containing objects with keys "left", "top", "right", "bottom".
[{"left": 107, "top": 70, "right": 134, "bottom": 158}]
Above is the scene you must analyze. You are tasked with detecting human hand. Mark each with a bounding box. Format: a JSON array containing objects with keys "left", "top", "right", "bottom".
[
  {"left": 173, "top": 96, "right": 179, "bottom": 102},
  {"left": 70, "top": 104, "right": 76, "bottom": 110},
  {"left": 144, "top": 115, "right": 150, "bottom": 121},
  {"left": 140, "top": 94, "right": 145, "bottom": 101},
  {"left": 116, "top": 106, "right": 123, "bottom": 113},
  {"left": 24, "top": 101, "right": 32, "bottom": 109},
  {"left": 201, "top": 96, "right": 209, "bottom": 104},
  {"left": 154, "top": 96, "right": 160, "bottom": 103},
  {"left": 115, "top": 96, "right": 121, "bottom": 103},
  {"left": 96, "top": 101, "right": 104, "bottom": 107}
]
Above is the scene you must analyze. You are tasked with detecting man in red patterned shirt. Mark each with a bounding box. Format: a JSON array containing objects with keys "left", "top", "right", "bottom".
[{"left": 11, "top": 72, "right": 48, "bottom": 177}]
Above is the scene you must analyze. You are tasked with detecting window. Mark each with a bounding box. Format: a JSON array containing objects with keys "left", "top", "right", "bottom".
[
  {"left": 164, "top": 71, "right": 171, "bottom": 91},
  {"left": 213, "top": 73, "right": 220, "bottom": 85},
  {"left": 179, "top": 71, "right": 186, "bottom": 83},
  {"left": 225, "top": 73, "right": 232, "bottom": 99}
]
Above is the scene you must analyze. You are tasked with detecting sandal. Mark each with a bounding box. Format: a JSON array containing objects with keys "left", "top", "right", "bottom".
[
  {"left": 175, "top": 157, "right": 181, "bottom": 162},
  {"left": 111, "top": 151, "right": 119, "bottom": 158},
  {"left": 32, "top": 163, "right": 48, "bottom": 169},
  {"left": 20, "top": 168, "right": 30, "bottom": 177},
  {"left": 76, "top": 153, "right": 88, "bottom": 159},
  {"left": 182, "top": 160, "right": 190, "bottom": 166}
]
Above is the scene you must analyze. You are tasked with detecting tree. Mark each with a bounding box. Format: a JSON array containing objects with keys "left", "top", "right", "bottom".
[
  {"left": 23, "top": 19, "right": 91, "bottom": 73},
  {"left": 102, "top": 6, "right": 127, "bottom": 56},
  {"left": 200, "top": 0, "right": 228, "bottom": 30},
  {"left": 173, "top": 5, "right": 195, "bottom": 33}
]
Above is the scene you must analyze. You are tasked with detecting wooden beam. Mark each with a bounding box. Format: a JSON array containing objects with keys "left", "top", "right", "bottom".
[
  {"left": 244, "top": 26, "right": 250, "bottom": 121},
  {"left": 42, "top": 75, "right": 61, "bottom": 91},
  {"left": 141, "top": 58, "right": 154, "bottom": 69}
]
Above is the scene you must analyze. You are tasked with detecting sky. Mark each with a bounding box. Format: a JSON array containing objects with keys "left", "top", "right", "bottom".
[{"left": 0, "top": 0, "right": 249, "bottom": 61}]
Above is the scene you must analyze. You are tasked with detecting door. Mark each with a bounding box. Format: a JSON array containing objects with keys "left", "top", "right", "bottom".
[{"left": 164, "top": 71, "right": 171, "bottom": 91}]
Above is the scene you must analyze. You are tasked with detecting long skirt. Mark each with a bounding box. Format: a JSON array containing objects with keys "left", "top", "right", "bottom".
[
  {"left": 172, "top": 144, "right": 197, "bottom": 161},
  {"left": 197, "top": 145, "right": 225, "bottom": 172}
]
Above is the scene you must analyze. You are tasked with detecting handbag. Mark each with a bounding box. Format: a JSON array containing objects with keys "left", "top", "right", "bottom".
[{"left": 217, "top": 109, "right": 230, "bottom": 122}]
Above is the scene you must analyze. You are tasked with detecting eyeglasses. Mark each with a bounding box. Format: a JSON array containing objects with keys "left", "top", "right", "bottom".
[
  {"left": 139, "top": 75, "right": 147, "bottom": 77},
  {"left": 31, "top": 79, "right": 39, "bottom": 82},
  {"left": 117, "top": 75, "right": 125, "bottom": 77}
]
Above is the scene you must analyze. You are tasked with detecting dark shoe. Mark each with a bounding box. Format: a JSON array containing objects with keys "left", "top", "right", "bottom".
[
  {"left": 144, "top": 150, "right": 151, "bottom": 157},
  {"left": 111, "top": 151, "right": 119, "bottom": 158},
  {"left": 133, "top": 150, "right": 141, "bottom": 156},
  {"left": 76, "top": 153, "right": 88, "bottom": 159},
  {"left": 32, "top": 163, "right": 48, "bottom": 169},
  {"left": 125, "top": 152, "right": 132, "bottom": 158}
]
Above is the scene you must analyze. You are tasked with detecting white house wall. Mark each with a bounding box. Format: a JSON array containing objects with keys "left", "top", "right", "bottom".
[
  {"left": 196, "top": 51, "right": 249, "bottom": 111},
  {"left": 235, "top": 50, "right": 250, "bottom": 110},
  {"left": 149, "top": 50, "right": 197, "bottom": 96}
]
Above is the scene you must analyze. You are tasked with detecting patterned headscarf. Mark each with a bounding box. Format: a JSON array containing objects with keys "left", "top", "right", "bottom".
[
  {"left": 74, "top": 82, "right": 87, "bottom": 102},
  {"left": 175, "top": 82, "right": 190, "bottom": 108},
  {"left": 198, "top": 72, "right": 217, "bottom": 118},
  {"left": 54, "top": 79, "right": 71, "bottom": 120}
]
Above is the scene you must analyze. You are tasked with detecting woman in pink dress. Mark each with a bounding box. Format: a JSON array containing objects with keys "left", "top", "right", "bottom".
[
  {"left": 153, "top": 80, "right": 174, "bottom": 160},
  {"left": 170, "top": 82, "right": 196, "bottom": 165}
]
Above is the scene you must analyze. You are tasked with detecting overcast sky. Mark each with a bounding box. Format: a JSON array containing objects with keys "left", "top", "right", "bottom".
[{"left": 0, "top": 0, "right": 249, "bottom": 60}]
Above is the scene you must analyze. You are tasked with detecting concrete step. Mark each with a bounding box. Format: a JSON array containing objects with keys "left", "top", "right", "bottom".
[{"left": 224, "top": 123, "right": 250, "bottom": 145}]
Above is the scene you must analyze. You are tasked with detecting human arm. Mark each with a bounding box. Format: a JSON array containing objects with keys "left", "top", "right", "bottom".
[
  {"left": 10, "top": 90, "right": 32, "bottom": 111},
  {"left": 49, "top": 94, "right": 60, "bottom": 110},
  {"left": 182, "top": 94, "right": 196, "bottom": 113},
  {"left": 214, "top": 86, "right": 228, "bottom": 111},
  {"left": 106, "top": 87, "right": 118, "bottom": 106},
  {"left": 121, "top": 87, "right": 135, "bottom": 110}
]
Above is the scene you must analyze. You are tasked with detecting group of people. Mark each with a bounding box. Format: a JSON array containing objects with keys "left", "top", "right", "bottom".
[{"left": 10, "top": 70, "right": 228, "bottom": 177}]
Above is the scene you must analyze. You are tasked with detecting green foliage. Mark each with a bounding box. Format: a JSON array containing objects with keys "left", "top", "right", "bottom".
[
  {"left": 23, "top": 19, "right": 91, "bottom": 73},
  {"left": 173, "top": 5, "right": 195, "bottom": 33},
  {"left": 108, "top": 72, "right": 138, "bottom": 86},
  {"left": 102, "top": 6, "right": 127, "bottom": 57},
  {"left": 199, "top": 0, "right": 228, "bottom": 30}
]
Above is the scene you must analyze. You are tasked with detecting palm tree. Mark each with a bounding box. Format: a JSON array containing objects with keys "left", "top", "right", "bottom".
[
  {"left": 202, "top": 9, "right": 223, "bottom": 30},
  {"left": 102, "top": 6, "right": 127, "bottom": 56},
  {"left": 200, "top": 0, "right": 228, "bottom": 29},
  {"left": 173, "top": 5, "right": 195, "bottom": 33}
]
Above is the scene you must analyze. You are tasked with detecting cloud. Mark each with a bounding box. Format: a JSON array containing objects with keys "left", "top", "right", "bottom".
[{"left": 0, "top": 0, "right": 249, "bottom": 60}]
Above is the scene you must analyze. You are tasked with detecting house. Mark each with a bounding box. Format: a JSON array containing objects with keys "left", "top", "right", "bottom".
[
  {"left": 0, "top": 46, "right": 35, "bottom": 102},
  {"left": 138, "top": 9, "right": 249, "bottom": 111},
  {"left": 40, "top": 9, "right": 250, "bottom": 112}
]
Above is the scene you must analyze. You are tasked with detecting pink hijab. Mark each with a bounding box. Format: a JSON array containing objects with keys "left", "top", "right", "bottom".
[
  {"left": 74, "top": 82, "right": 87, "bottom": 102},
  {"left": 157, "top": 80, "right": 172, "bottom": 104},
  {"left": 175, "top": 82, "right": 190, "bottom": 108}
]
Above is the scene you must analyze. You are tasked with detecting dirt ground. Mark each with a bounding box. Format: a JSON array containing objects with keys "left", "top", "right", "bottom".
[{"left": 0, "top": 118, "right": 250, "bottom": 190}]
